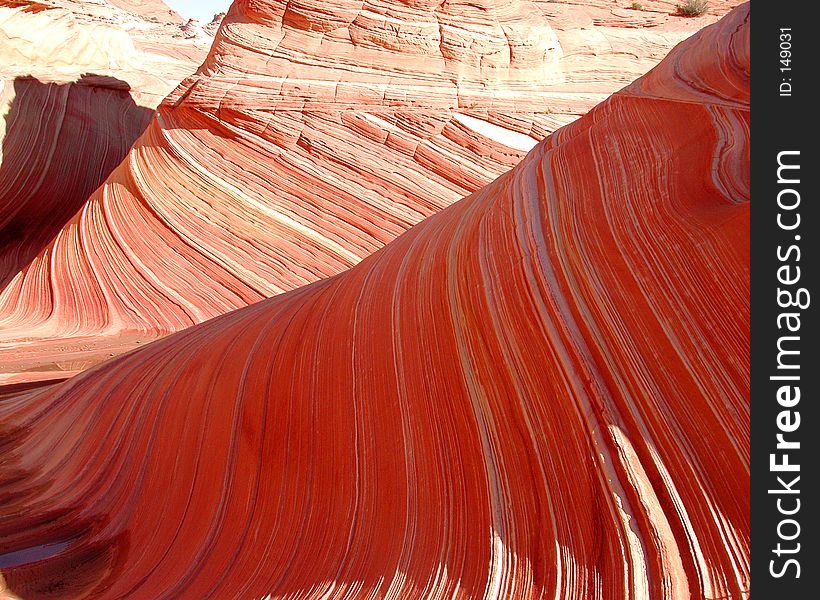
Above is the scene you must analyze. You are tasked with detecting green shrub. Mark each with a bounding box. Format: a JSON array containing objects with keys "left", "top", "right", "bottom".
[
  {"left": 676, "top": 0, "right": 710, "bottom": 16},
  {"left": 630, "top": 2, "right": 643, "bottom": 9}
]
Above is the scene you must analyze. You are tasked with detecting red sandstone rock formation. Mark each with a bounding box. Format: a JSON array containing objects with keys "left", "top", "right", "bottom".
[
  {"left": 0, "top": 0, "right": 205, "bottom": 381},
  {"left": 0, "top": 1, "right": 200, "bottom": 102},
  {"left": 179, "top": 17, "right": 204, "bottom": 39},
  {"left": 204, "top": 11, "right": 225, "bottom": 36},
  {"left": 0, "top": 4, "right": 749, "bottom": 598},
  {"left": 0, "top": 75, "right": 154, "bottom": 287},
  {"left": 108, "top": 0, "right": 183, "bottom": 23},
  {"left": 0, "top": 0, "right": 744, "bottom": 383},
  {"left": 0, "top": 0, "right": 206, "bottom": 282}
]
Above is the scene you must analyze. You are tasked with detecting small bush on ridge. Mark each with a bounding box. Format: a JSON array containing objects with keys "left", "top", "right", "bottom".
[{"left": 676, "top": 0, "right": 710, "bottom": 17}]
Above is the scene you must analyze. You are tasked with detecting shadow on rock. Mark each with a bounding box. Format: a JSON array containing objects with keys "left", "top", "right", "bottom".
[{"left": 0, "top": 74, "right": 155, "bottom": 288}]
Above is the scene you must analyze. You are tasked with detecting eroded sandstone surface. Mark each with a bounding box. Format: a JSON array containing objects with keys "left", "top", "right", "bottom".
[
  {"left": 0, "top": 0, "right": 208, "bottom": 351},
  {"left": 0, "top": 4, "right": 748, "bottom": 598},
  {"left": 0, "top": 0, "right": 742, "bottom": 383}
]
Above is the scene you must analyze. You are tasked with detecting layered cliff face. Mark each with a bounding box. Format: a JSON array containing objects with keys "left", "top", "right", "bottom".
[
  {"left": 107, "top": 0, "right": 183, "bottom": 23},
  {"left": 0, "top": 0, "right": 206, "bottom": 346},
  {"left": 0, "top": 0, "right": 743, "bottom": 383},
  {"left": 0, "top": 1, "right": 202, "bottom": 105},
  {"left": 0, "top": 4, "right": 749, "bottom": 599}
]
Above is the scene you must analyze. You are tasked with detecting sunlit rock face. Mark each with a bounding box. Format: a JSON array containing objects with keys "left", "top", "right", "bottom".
[
  {"left": 0, "top": 0, "right": 743, "bottom": 383},
  {"left": 0, "top": 4, "right": 749, "bottom": 599},
  {"left": 0, "top": 0, "right": 206, "bottom": 356},
  {"left": 0, "top": 0, "right": 203, "bottom": 104},
  {"left": 204, "top": 12, "right": 225, "bottom": 36},
  {"left": 107, "top": 0, "right": 184, "bottom": 23}
]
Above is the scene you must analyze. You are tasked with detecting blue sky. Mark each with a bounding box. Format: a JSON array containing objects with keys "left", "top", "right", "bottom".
[{"left": 165, "top": 0, "right": 232, "bottom": 22}]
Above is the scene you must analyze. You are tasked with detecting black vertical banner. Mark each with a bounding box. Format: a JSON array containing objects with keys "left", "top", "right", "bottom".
[{"left": 751, "top": 2, "right": 817, "bottom": 597}]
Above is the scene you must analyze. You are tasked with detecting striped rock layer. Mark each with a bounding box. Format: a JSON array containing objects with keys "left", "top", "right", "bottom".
[
  {"left": 0, "top": 5, "right": 749, "bottom": 599},
  {"left": 0, "top": 0, "right": 204, "bottom": 108},
  {"left": 0, "top": 0, "right": 742, "bottom": 383},
  {"left": 0, "top": 0, "right": 206, "bottom": 335}
]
